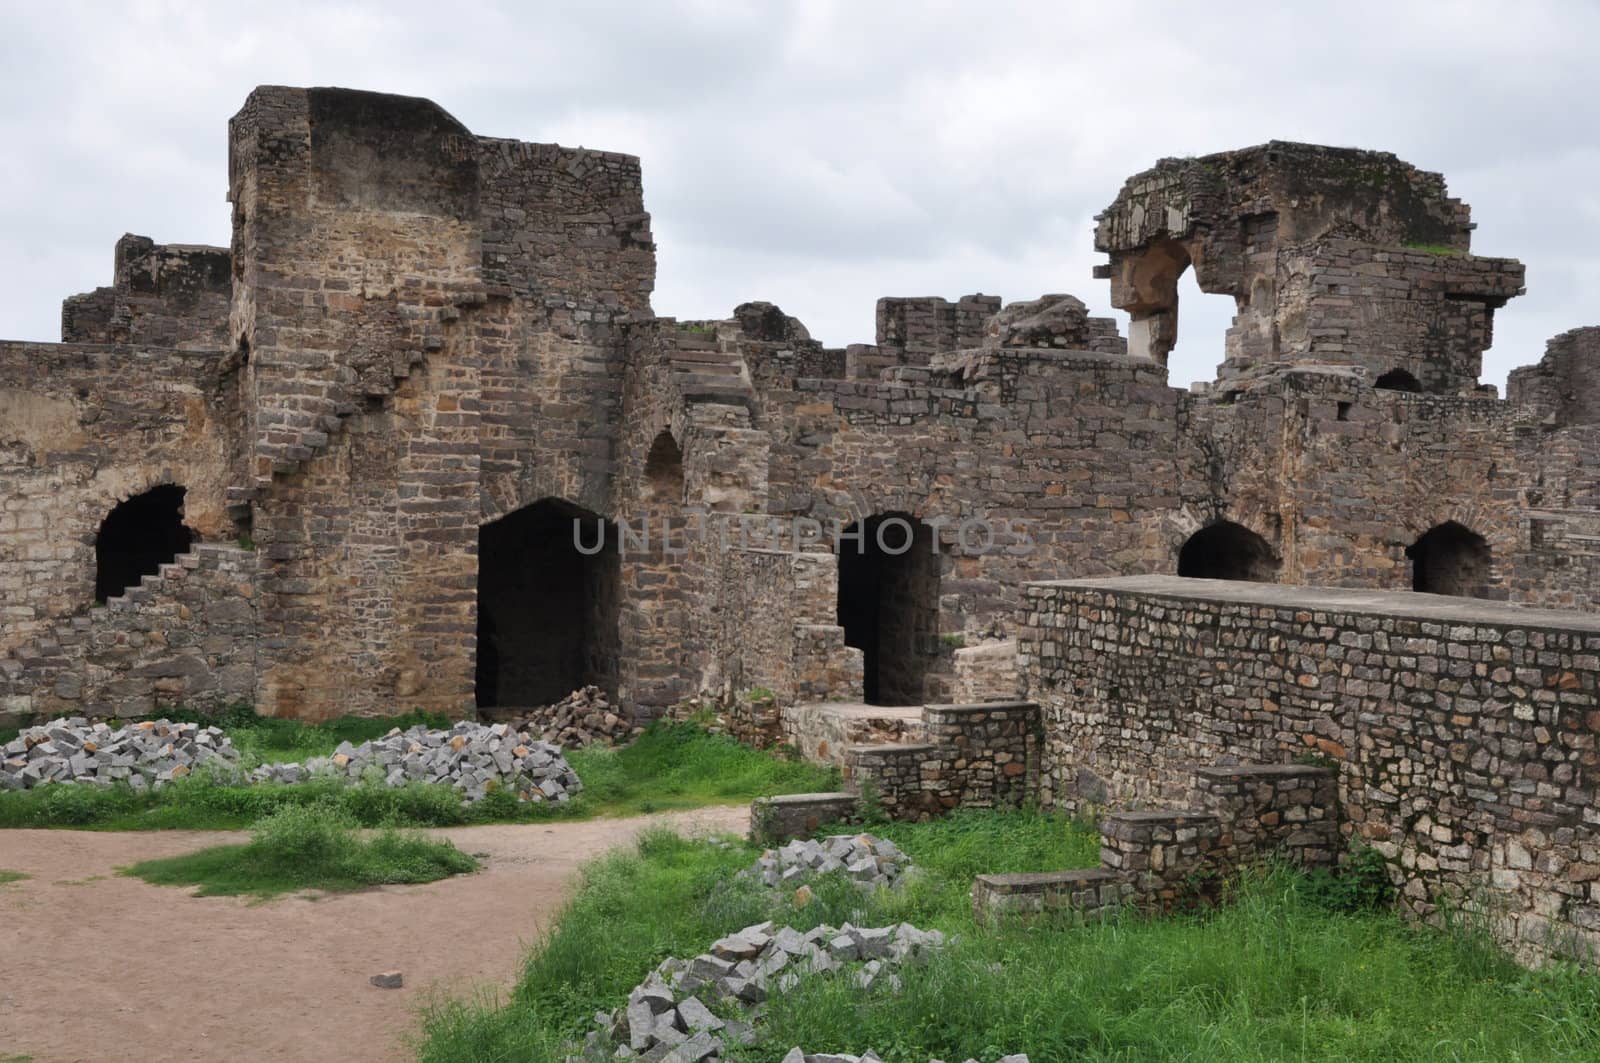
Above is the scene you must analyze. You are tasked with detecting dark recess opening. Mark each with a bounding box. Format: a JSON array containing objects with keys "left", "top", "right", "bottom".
[
  {"left": 643, "top": 430, "right": 684, "bottom": 503},
  {"left": 94, "top": 485, "right": 196, "bottom": 602},
  {"left": 1407, "top": 521, "right": 1492, "bottom": 597},
  {"left": 476, "top": 499, "right": 620, "bottom": 709},
  {"left": 1177, "top": 520, "right": 1280, "bottom": 582},
  {"left": 836, "top": 514, "right": 940, "bottom": 706},
  {"left": 1375, "top": 368, "right": 1422, "bottom": 392}
]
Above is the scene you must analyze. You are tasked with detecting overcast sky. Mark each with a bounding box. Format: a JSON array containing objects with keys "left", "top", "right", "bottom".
[{"left": 2, "top": 1, "right": 1597, "bottom": 389}]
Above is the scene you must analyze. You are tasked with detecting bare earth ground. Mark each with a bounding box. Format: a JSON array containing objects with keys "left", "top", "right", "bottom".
[{"left": 0, "top": 805, "right": 749, "bottom": 1063}]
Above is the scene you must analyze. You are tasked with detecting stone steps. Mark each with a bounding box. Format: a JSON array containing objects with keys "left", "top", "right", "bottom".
[
  {"left": 0, "top": 544, "right": 253, "bottom": 691},
  {"left": 971, "top": 763, "right": 1339, "bottom": 922}
]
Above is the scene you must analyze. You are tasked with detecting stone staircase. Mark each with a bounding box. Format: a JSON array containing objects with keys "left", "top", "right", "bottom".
[
  {"left": 972, "top": 763, "right": 1340, "bottom": 921},
  {"left": 662, "top": 326, "right": 756, "bottom": 412},
  {"left": 0, "top": 544, "right": 258, "bottom": 720}
]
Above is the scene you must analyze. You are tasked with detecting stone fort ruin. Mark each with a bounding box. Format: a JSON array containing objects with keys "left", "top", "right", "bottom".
[{"left": 4, "top": 87, "right": 1599, "bottom": 959}]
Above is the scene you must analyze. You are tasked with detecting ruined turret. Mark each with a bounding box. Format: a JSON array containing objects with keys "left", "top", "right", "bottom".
[{"left": 1094, "top": 141, "right": 1525, "bottom": 394}]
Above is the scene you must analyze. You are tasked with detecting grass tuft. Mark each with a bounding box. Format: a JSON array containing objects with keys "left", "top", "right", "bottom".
[
  {"left": 125, "top": 801, "right": 478, "bottom": 898},
  {"left": 0, "top": 869, "right": 27, "bottom": 885}
]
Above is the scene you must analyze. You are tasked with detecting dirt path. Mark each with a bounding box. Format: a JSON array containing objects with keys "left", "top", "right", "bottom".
[{"left": 0, "top": 805, "right": 749, "bottom": 1063}]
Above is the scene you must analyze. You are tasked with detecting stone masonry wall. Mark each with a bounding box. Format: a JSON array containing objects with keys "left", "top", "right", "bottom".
[
  {"left": 842, "top": 701, "right": 1040, "bottom": 820},
  {"left": 1021, "top": 575, "right": 1600, "bottom": 963},
  {"left": 0, "top": 341, "right": 240, "bottom": 655},
  {"left": 1, "top": 544, "right": 257, "bottom": 722}
]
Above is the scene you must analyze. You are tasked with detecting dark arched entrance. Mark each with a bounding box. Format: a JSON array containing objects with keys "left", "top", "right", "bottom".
[
  {"left": 836, "top": 514, "right": 940, "bottom": 706},
  {"left": 1407, "top": 521, "right": 1491, "bottom": 597},
  {"left": 476, "top": 499, "right": 620, "bottom": 709},
  {"left": 1177, "top": 520, "right": 1280, "bottom": 582},
  {"left": 94, "top": 485, "right": 196, "bottom": 602},
  {"left": 1375, "top": 368, "right": 1422, "bottom": 392}
]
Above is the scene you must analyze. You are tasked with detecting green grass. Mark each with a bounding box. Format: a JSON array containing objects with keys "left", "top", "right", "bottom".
[
  {"left": 125, "top": 802, "right": 478, "bottom": 898},
  {"left": 0, "top": 869, "right": 27, "bottom": 885},
  {"left": 0, "top": 721, "right": 837, "bottom": 831},
  {"left": 417, "top": 811, "right": 1600, "bottom": 1063},
  {"left": 1404, "top": 241, "right": 1462, "bottom": 256}
]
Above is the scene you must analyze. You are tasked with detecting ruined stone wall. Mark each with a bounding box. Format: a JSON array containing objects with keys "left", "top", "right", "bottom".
[
  {"left": 1021, "top": 576, "right": 1600, "bottom": 963},
  {"left": 227, "top": 87, "right": 485, "bottom": 719},
  {"left": 1, "top": 544, "right": 257, "bottom": 721},
  {"left": 0, "top": 341, "right": 240, "bottom": 655},
  {"left": 474, "top": 136, "right": 654, "bottom": 521},
  {"left": 703, "top": 546, "right": 861, "bottom": 707},
  {"left": 1093, "top": 142, "right": 1523, "bottom": 391},
  {"left": 61, "top": 235, "right": 232, "bottom": 351},
  {"left": 1509, "top": 327, "right": 1600, "bottom": 428}
]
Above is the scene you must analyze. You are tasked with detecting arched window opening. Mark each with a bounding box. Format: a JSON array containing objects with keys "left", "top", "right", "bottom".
[
  {"left": 836, "top": 514, "right": 940, "bottom": 706},
  {"left": 94, "top": 485, "right": 196, "bottom": 602},
  {"left": 476, "top": 498, "right": 621, "bottom": 709},
  {"left": 643, "top": 430, "right": 684, "bottom": 504},
  {"left": 1375, "top": 368, "right": 1422, "bottom": 392},
  {"left": 1407, "top": 521, "right": 1492, "bottom": 597},
  {"left": 1177, "top": 520, "right": 1280, "bottom": 582}
]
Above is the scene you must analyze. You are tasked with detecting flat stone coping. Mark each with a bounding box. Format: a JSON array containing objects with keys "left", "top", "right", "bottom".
[
  {"left": 974, "top": 869, "right": 1122, "bottom": 892},
  {"left": 924, "top": 701, "right": 1039, "bottom": 715},
  {"left": 755, "top": 792, "right": 858, "bottom": 806},
  {"left": 788, "top": 702, "right": 924, "bottom": 720},
  {"left": 844, "top": 742, "right": 940, "bottom": 756},
  {"left": 1027, "top": 574, "right": 1600, "bottom": 634}
]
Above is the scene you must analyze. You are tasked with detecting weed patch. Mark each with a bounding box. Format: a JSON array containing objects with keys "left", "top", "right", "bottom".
[
  {"left": 126, "top": 802, "right": 477, "bottom": 897},
  {"left": 418, "top": 812, "right": 1600, "bottom": 1063}
]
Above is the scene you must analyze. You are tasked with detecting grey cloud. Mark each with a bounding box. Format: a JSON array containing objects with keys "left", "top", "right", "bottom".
[{"left": 2, "top": 0, "right": 1596, "bottom": 390}]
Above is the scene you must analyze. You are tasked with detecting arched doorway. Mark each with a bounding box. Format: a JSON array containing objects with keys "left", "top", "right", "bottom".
[
  {"left": 1177, "top": 520, "right": 1280, "bottom": 582},
  {"left": 1375, "top": 368, "right": 1422, "bottom": 392},
  {"left": 476, "top": 498, "right": 620, "bottom": 709},
  {"left": 94, "top": 485, "right": 196, "bottom": 602},
  {"left": 836, "top": 514, "right": 940, "bottom": 706},
  {"left": 1407, "top": 521, "right": 1491, "bottom": 597}
]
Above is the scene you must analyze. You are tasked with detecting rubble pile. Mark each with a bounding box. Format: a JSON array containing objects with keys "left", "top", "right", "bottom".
[
  {"left": 745, "top": 835, "right": 912, "bottom": 892},
  {"left": 251, "top": 720, "right": 582, "bottom": 804},
  {"left": 0, "top": 717, "right": 239, "bottom": 791},
  {"left": 577, "top": 920, "right": 945, "bottom": 1062},
  {"left": 507, "top": 686, "right": 643, "bottom": 748}
]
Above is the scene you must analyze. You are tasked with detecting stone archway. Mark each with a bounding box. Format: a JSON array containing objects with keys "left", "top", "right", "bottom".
[
  {"left": 1407, "top": 521, "right": 1491, "bottom": 597},
  {"left": 1177, "top": 520, "right": 1280, "bottom": 582},
  {"left": 475, "top": 498, "right": 620, "bottom": 709},
  {"left": 94, "top": 484, "right": 196, "bottom": 602}
]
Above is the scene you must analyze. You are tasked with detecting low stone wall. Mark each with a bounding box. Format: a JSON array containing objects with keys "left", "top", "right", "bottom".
[
  {"left": 974, "top": 762, "right": 1340, "bottom": 921},
  {"left": 0, "top": 544, "right": 258, "bottom": 721},
  {"left": 1020, "top": 574, "right": 1600, "bottom": 963},
  {"left": 749, "top": 791, "right": 861, "bottom": 844},
  {"left": 842, "top": 701, "right": 1041, "bottom": 821},
  {"left": 781, "top": 702, "right": 925, "bottom": 765}
]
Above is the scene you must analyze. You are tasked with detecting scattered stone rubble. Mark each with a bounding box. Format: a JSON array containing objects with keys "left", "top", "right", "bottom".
[
  {"left": 578, "top": 920, "right": 946, "bottom": 1062},
  {"left": 0, "top": 717, "right": 238, "bottom": 791},
  {"left": 744, "top": 835, "right": 912, "bottom": 892},
  {"left": 506, "top": 686, "right": 643, "bottom": 748},
  {"left": 251, "top": 721, "right": 582, "bottom": 804}
]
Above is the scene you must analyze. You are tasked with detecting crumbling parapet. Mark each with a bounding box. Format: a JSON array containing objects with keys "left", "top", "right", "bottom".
[
  {"left": 1094, "top": 141, "right": 1524, "bottom": 393},
  {"left": 1508, "top": 327, "right": 1600, "bottom": 426},
  {"left": 61, "top": 234, "right": 232, "bottom": 350}
]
